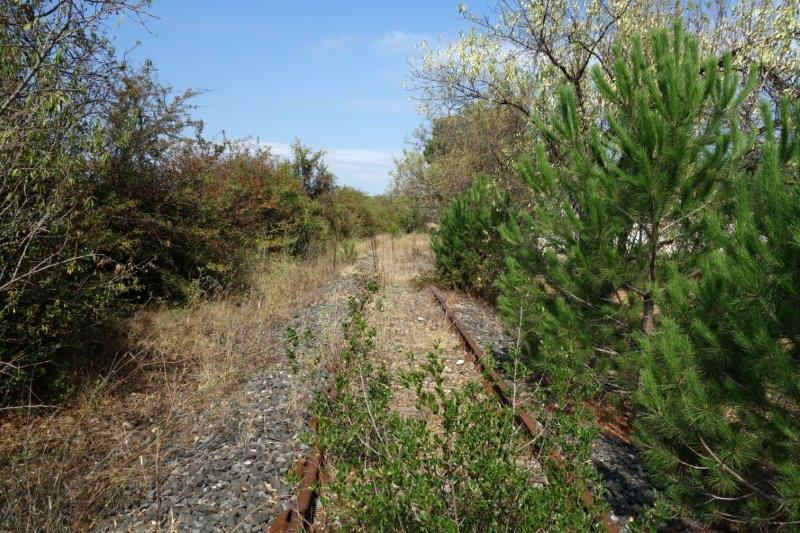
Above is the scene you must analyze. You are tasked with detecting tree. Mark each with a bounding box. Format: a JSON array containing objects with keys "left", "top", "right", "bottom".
[
  {"left": 494, "top": 21, "right": 799, "bottom": 526},
  {"left": 432, "top": 177, "right": 516, "bottom": 300},
  {"left": 290, "top": 139, "right": 335, "bottom": 198},
  {"left": 412, "top": 0, "right": 799, "bottom": 123},
  {"left": 1, "top": 0, "right": 150, "bottom": 295},
  {"left": 0, "top": 0, "right": 153, "bottom": 401},
  {"left": 499, "top": 22, "right": 753, "bottom": 370},
  {"left": 389, "top": 148, "right": 438, "bottom": 220},
  {"left": 390, "top": 102, "right": 530, "bottom": 221},
  {"left": 635, "top": 98, "right": 800, "bottom": 525}
]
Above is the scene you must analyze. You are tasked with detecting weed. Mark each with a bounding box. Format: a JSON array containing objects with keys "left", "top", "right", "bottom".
[
  {"left": 312, "top": 286, "right": 606, "bottom": 531},
  {"left": 338, "top": 239, "right": 358, "bottom": 263},
  {"left": 366, "top": 278, "right": 380, "bottom": 294}
]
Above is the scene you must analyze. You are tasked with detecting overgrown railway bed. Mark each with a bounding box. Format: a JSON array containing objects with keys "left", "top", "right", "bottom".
[{"left": 267, "top": 253, "right": 669, "bottom": 532}]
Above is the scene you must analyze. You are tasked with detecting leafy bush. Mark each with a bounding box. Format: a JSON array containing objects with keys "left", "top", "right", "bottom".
[
  {"left": 432, "top": 177, "right": 514, "bottom": 300},
  {"left": 0, "top": 17, "right": 331, "bottom": 403},
  {"left": 322, "top": 186, "right": 409, "bottom": 239}
]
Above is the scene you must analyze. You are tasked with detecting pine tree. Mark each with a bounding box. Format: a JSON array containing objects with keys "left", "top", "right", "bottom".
[
  {"left": 498, "top": 22, "right": 753, "bottom": 391},
  {"left": 635, "top": 99, "right": 800, "bottom": 525},
  {"left": 432, "top": 176, "right": 514, "bottom": 300},
  {"left": 498, "top": 21, "right": 800, "bottom": 525}
]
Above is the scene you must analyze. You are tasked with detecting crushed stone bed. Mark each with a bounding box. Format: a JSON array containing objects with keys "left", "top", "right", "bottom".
[{"left": 97, "top": 274, "right": 364, "bottom": 533}]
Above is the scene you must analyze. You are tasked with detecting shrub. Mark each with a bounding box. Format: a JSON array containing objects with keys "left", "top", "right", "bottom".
[
  {"left": 0, "top": 63, "right": 331, "bottom": 404},
  {"left": 322, "top": 187, "right": 408, "bottom": 239},
  {"left": 432, "top": 177, "right": 514, "bottom": 300}
]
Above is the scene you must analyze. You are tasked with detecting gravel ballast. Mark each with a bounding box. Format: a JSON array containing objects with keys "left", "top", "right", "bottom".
[{"left": 97, "top": 274, "right": 364, "bottom": 532}]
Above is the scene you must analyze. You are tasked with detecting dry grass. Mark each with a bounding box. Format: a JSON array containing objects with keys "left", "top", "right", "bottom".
[{"left": 0, "top": 247, "right": 340, "bottom": 532}]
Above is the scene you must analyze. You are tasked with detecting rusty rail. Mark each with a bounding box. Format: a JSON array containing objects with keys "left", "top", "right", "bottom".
[
  {"left": 268, "top": 452, "right": 320, "bottom": 532},
  {"left": 431, "top": 287, "right": 622, "bottom": 533}
]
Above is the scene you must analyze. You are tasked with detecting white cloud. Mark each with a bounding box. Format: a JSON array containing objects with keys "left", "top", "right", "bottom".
[
  {"left": 262, "top": 141, "right": 396, "bottom": 195},
  {"left": 376, "top": 30, "right": 429, "bottom": 54}
]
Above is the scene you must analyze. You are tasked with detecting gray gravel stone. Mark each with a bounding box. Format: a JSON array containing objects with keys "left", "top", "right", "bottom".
[{"left": 96, "top": 271, "right": 366, "bottom": 532}]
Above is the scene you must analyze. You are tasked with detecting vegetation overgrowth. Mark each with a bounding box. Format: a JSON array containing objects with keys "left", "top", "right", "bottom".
[
  {"left": 4, "top": 0, "right": 800, "bottom": 531},
  {"left": 0, "top": 246, "right": 342, "bottom": 530},
  {"left": 312, "top": 287, "right": 609, "bottom": 531},
  {"left": 0, "top": 1, "right": 416, "bottom": 407},
  {"left": 428, "top": 21, "right": 800, "bottom": 529}
]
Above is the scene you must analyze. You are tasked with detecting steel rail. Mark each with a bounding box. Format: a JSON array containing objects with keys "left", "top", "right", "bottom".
[{"left": 431, "top": 287, "right": 622, "bottom": 533}]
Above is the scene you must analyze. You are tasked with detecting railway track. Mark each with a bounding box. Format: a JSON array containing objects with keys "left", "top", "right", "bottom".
[
  {"left": 431, "top": 287, "right": 623, "bottom": 533},
  {"left": 267, "top": 281, "right": 631, "bottom": 532}
]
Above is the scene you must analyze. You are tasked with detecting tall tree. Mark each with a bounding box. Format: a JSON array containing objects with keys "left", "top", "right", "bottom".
[
  {"left": 290, "top": 139, "right": 335, "bottom": 198},
  {"left": 412, "top": 0, "right": 799, "bottom": 123}
]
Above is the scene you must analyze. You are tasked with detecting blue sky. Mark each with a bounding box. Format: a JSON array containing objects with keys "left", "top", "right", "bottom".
[{"left": 112, "top": 1, "right": 488, "bottom": 194}]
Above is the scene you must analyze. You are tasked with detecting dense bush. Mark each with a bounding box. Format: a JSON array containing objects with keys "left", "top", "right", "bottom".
[
  {"left": 323, "top": 187, "right": 382, "bottom": 239},
  {"left": 432, "top": 177, "right": 514, "bottom": 300},
  {"left": 322, "top": 186, "right": 414, "bottom": 240},
  {"left": 1, "top": 49, "right": 331, "bottom": 400},
  {"left": 1, "top": 2, "right": 149, "bottom": 401}
]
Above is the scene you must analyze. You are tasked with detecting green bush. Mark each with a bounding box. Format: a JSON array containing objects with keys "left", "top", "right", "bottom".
[
  {"left": 0, "top": 61, "right": 330, "bottom": 404},
  {"left": 322, "top": 187, "right": 409, "bottom": 239},
  {"left": 432, "top": 177, "right": 514, "bottom": 300}
]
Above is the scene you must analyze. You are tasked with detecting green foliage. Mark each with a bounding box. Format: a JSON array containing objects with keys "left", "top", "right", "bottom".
[
  {"left": 489, "top": 22, "right": 799, "bottom": 526},
  {"left": 390, "top": 103, "right": 529, "bottom": 225},
  {"left": 338, "top": 239, "right": 357, "bottom": 263},
  {"left": 634, "top": 99, "right": 800, "bottom": 525},
  {"left": 322, "top": 187, "right": 410, "bottom": 239},
  {"left": 388, "top": 193, "right": 427, "bottom": 233},
  {"left": 0, "top": 6, "right": 333, "bottom": 404},
  {"left": 314, "top": 293, "right": 603, "bottom": 531},
  {"left": 289, "top": 139, "right": 335, "bottom": 198},
  {"left": 497, "top": 22, "right": 753, "bottom": 387},
  {"left": 0, "top": 5, "right": 147, "bottom": 401},
  {"left": 432, "top": 177, "right": 515, "bottom": 300}
]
